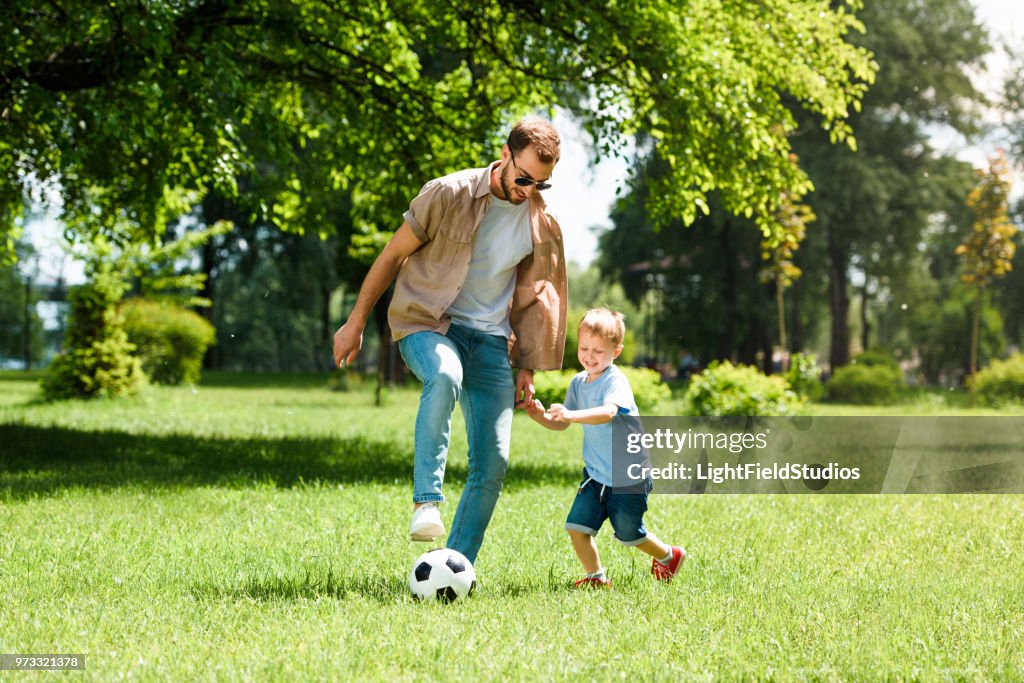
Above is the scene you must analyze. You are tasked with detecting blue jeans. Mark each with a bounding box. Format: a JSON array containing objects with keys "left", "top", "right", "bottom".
[{"left": 398, "top": 324, "right": 514, "bottom": 563}]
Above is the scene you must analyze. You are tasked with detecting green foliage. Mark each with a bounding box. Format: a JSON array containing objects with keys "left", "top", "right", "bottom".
[
  {"left": 0, "top": 257, "right": 43, "bottom": 364},
  {"left": 787, "top": 0, "right": 990, "bottom": 369},
  {"left": 40, "top": 265, "right": 144, "bottom": 400},
  {"left": 784, "top": 352, "right": 824, "bottom": 402},
  {"left": 623, "top": 367, "right": 672, "bottom": 411},
  {"left": 973, "top": 354, "right": 1024, "bottom": 407},
  {"left": 904, "top": 284, "right": 1005, "bottom": 385},
  {"left": 534, "top": 366, "right": 669, "bottom": 412},
  {"left": 121, "top": 299, "right": 216, "bottom": 385},
  {"left": 684, "top": 360, "right": 803, "bottom": 416},
  {"left": 827, "top": 364, "right": 906, "bottom": 405},
  {"left": 533, "top": 370, "right": 577, "bottom": 408},
  {"left": 957, "top": 153, "right": 1018, "bottom": 292},
  {"left": 2, "top": 1, "right": 875, "bottom": 258},
  {"left": 849, "top": 349, "right": 901, "bottom": 371}
]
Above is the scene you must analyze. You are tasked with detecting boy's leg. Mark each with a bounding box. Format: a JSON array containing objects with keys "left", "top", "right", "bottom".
[
  {"left": 445, "top": 328, "right": 513, "bottom": 563},
  {"left": 634, "top": 534, "right": 670, "bottom": 561},
  {"left": 607, "top": 491, "right": 686, "bottom": 581},
  {"left": 398, "top": 331, "right": 465, "bottom": 506},
  {"left": 565, "top": 471, "right": 609, "bottom": 582},
  {"left": 568, "top": 530, "right": 602, "bottom": 575}
]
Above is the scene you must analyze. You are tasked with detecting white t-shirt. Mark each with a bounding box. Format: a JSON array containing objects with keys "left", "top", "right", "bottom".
[{"left": 447, "top": 196, "right": 533, "bottom": 337}]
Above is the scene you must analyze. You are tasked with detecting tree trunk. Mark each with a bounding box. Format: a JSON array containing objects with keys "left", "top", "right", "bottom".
[
  {"left": 860, "top": 280, "right": 871, "bottom": 353},
  {"left": 790, "top": 277, "right": 803, "bottom": 354},
  {"left": 372, "top": 290, "right": 395, "bottom": 406},
  {"left": 199, "top": 237, "right": 218, "bottom": 369},
  {"left": 718, "top": 219, "right": 737, "bottom": 361},
  {"left": 776, "top": 275, "right": 788, "bottom": 373},
  {"left": 23, "top": 274, "right": 32, "bottom": 370},
  {"left": 969, "top": 288, "right": 982, "bottom": 407},
  {"left": 827, "top": 237, "right": 850, "bottom": 371},
  {"left": 320, "top": 283, "right": 333, "bottom": 372}
]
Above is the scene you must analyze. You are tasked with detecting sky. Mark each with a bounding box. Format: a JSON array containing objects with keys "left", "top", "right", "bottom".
[{"left": 23, "top": 1, "right": 1024, "bottom": 283}]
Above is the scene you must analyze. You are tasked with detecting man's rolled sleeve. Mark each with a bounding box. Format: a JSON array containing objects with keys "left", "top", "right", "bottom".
[{"left": 402, "top": 180, "right": 450, "bottom": 243}]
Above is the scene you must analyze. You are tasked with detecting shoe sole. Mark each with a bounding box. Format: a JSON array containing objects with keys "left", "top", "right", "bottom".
[{"left": 409, "top": 526, "right": 446, "bottom": 542}]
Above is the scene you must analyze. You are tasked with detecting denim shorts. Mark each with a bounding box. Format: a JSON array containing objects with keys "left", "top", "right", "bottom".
[{"left": 564, "top": 468, "right": 653, "bottom": 546}]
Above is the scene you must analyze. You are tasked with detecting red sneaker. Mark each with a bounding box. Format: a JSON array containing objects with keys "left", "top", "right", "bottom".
[
  {"left": 573, "top": 576, "right": 612, "bottom": 589},
  {"left": 651, "top": 546, "right": 686, "bottom": 582}
]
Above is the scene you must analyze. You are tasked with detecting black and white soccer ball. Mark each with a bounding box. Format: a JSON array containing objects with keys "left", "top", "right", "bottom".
[{"left": 408, "top": 548, "right": 477, "bottom": 603}]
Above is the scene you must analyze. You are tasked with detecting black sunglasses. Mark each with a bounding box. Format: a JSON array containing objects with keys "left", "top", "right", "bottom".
[{"left": 509, "top": 148, "right": 551, "bottom": 191}]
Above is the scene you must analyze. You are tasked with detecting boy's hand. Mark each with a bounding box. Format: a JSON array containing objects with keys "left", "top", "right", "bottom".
[
  {"left": 525, "top": 399, "right": 546, "bottom": 418},
  {"left": 548, "top": 403, "right": 572, "bottom": 423}
]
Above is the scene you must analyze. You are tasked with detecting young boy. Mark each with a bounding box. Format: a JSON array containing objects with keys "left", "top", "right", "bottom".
[{"left": 526, "top": 308, "right": 686, "bottom": 588}]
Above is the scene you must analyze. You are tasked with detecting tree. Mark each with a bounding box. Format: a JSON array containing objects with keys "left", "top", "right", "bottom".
[
  {"left": 599, "top": 159, "right": 779, "bottom": 371},
  {"left": 956, "top": 153, "right": 1018, "bottom": 403},
  {"left": 760, "top": 163, "right": 815, "bottom": 372},
  {"left": 2, "top": 1, "right": 874, "bottom": 257},
  {"left": 41, "top": 237, "right": 145, "bottom": 400},
  {"left": 0, "top": 238, "right": 43, "bottom": 366},
  {"left": 789, "top": 0, "right": 989, "bottom": 370}
]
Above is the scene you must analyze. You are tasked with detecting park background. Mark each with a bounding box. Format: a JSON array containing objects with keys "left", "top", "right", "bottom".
[{"left": 2, "top": 1, "right": 1024, "bottom": 680}]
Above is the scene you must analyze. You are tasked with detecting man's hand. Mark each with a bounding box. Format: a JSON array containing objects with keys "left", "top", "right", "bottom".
[
  {"left": 514, "top": 369, "right": 535, "bottom": 409},
  {"left": 333, "top": 321, "right": 364, "bottom": 368}
]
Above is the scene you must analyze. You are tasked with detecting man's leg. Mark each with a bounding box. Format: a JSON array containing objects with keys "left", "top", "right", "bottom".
[
  {"left": 446, "top": 328, "right": 514, "bottom": 563},
  {"left": 398, "top": 331, "right": 465, "bottom": 507}
]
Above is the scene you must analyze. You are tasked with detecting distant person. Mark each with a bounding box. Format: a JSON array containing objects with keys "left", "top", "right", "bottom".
[
  {"left": 525, "top": 308, "right": 686, "bottom": 587},
  {"left": 332, "top": 118, "right": 568, "bottom": 564},
  {"left": 678, "top": 350, "right": 697, "bottom": 380}
]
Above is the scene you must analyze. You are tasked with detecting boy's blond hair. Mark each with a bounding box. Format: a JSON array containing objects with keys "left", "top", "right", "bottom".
[{"left": 579, "top": 307, "right": 625, "bottom": 347}]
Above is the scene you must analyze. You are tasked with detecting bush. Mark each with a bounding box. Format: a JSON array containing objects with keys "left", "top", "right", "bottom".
[
  {"left": 827, "top": 364, "right": 906, "bottom": 405},
  {"left": 848, "top": 349, "right": 901, "bottom": 371},
  {"left": 42, "top": 279, "right": 145, "bottom": 400},
  {"left": 121, "top": 298, "right": 216, "bottom": 385},
  {"left": 533, "top": 365, "right": 670, "bottom": 411},
  {"left": 973, "top": 354, "right": 1024, "bottom": 407},
  {"left": 684, "top": 360, "right": 803, "bottom": 416},
  {"left": 784, "top": 352, "right": 824, "bottom": 402}
]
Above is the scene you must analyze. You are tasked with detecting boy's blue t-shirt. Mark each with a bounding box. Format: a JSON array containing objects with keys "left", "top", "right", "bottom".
[{"left": 563, "top": 364, "right": 639, "bottom": 486}]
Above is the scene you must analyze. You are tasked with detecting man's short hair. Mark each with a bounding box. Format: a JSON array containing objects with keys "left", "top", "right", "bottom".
[
  {"left": 507, "top": 117, "right": 561, "bottom": 164},
  {"left": 579, "top": 307, "right": 625, "bottom": 347}
]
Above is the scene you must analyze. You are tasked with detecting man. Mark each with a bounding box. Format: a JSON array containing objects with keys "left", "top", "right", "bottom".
[{"left": 332, "top": 117, "right": 568, "bottom": 563}]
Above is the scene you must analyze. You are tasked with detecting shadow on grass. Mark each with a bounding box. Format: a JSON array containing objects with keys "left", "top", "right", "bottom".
[{"left": 0, "top": 424, "right": 577, "bottom": 499}]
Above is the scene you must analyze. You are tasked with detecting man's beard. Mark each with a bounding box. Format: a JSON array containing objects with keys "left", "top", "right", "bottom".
[{"left": 500, "top": 165, "right": 526, "bottom": 204}]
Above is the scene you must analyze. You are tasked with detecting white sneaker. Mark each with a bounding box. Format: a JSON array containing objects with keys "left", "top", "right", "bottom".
[{"left": 409, "top": 502, "right": 445, "bottom": 542}]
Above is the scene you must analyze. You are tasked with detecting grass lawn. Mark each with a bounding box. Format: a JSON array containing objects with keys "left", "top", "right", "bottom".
[{"left": 1, "top": 372, "right": 1022, "bottom": 680}]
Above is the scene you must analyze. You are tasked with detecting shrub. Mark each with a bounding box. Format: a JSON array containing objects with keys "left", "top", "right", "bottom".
[
  {"left": 849, "top": 349, "right": 901, "bottom": 371},
  {"left": 533, "top": 366, "right": 670, "bottom": 411},
  {"left": 41, "top": 278, "right": 144, "bottom": 400},
  {"left": 827, "top": 364, "right": 906, "bottom": 405},
  {"left": 684, "top": 360, "right": 803, "bottom": 416},
  {"left": 973, "top": 353, "right": 1024, "bottom": 407},
  {"left": 784, "top": 352, "right": 824, "bottom": 401},
  {"left": 121, "top": 298, "right": 216, "bottom": 385}
]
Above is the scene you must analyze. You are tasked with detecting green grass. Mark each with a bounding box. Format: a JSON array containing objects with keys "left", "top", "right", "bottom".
[{"left": 1, "top": 375, "right": 1023, "bottom": 680}]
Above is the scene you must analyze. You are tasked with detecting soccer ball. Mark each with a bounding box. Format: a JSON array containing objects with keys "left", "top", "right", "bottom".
[{"left": 408, "top": 548, "right": 477, "bottom": 603}]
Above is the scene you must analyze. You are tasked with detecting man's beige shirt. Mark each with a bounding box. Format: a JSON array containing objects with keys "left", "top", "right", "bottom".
[{"left": 389, "top": 163, "right": 568, "bottom": 371}]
